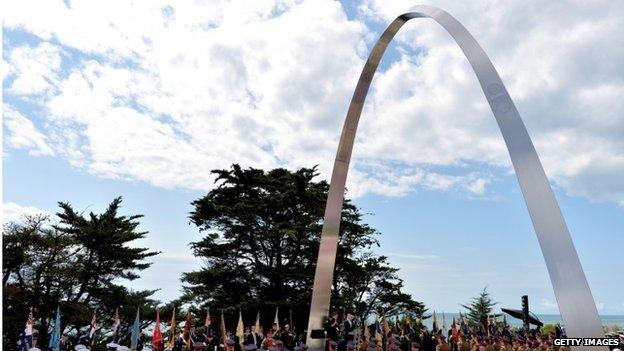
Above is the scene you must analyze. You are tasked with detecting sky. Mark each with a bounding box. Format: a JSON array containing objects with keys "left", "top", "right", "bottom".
[{"left": 2, "top": 0, "right": 623, "bottom": 315}]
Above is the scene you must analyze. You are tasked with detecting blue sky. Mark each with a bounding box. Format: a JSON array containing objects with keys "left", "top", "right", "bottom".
[{"left": 3, "top": 0, "right": 624, "bottom": 315}]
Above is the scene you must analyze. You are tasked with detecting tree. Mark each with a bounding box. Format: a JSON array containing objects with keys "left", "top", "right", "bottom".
[
  {"left": 460, "top": 287, "right": 500, "bottom": 329},
  {"left": 2, "top": 197, "right": 159, "bottom": 350},
  {"left": 182, "top": 164, "right": 424, "bottom": 329}
]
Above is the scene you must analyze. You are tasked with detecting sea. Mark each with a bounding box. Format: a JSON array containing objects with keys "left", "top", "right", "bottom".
[{"left": 420, "top": 313, "right": 624, "bottom": 329}]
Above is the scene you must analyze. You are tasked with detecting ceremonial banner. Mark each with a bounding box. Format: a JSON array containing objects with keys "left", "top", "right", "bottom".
[
  {"left": 236, "top": 310, "right": 244, "bottom": 346},
  {"left": 152, "top": 310, "right": 164, "bottom": 351},
  {"left": 131, "top": 309, "right": 140, "bottom": 351},
  {"left": 49, "top": 307, "right": 61, "bottom": 351},
  {"left": 168, "top": 307, "right": 177, "bottom": 350}
]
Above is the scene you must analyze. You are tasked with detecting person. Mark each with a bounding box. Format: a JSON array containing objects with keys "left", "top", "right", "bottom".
[
  {"left": 77, "top": 334, "right": 91, "bottom": 350},
  {"left": 343, "top": 313, "right": 356, "bottom": 342},
  {"left": 436, "top": 336, "right": 450, "bottom": 351},
  {"left": 172, "top": 332, "right": 186, "bottom": 351},
  {"left": 280, "top": 325, "right": 295, "bottom": 351},
  {"left": 329, "top": 341, "right": 338, "bottom": 351},
  {"left": 191, "top": 327, "right": 207, "bottom": 351},
  {"left": 137, "top": 331, "right": 146, "bottom": 351},
  {"left": 245, "top": 325, "right": 262, "bottom": 348},
  {"left": 271, "top": 324, "right": 280, "bottom": 337},
  {"left": 326, "top": 312, "right": 341, "bottom": 342},
  {"left": 262, "top": 330, "right": 277, "bottom": 350},
  {"left": 554, "top": 324, "right": 563, "bottom": 339},
  {"left": 411, "top": 342, "right": 421, "bottom": 351},
  {"left": 59, "top": 335, "right": 72, "bottom": 351}
]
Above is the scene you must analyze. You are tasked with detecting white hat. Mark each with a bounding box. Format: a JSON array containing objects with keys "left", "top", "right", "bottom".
[
  {"left": 107, "top": 343, "right": 120, "bottom": 349},
  {"left": 29, "top": 348, "right": 42, "bottom": 351},
  {"left": 75, "top": 345, "right": 88, "bottom": 351},
  {"left": 117, "top": 346, "right": 130, "bottom": 351}
]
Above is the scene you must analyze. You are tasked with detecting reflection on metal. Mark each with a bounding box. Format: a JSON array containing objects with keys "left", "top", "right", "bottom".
[{"left": 306, "top": 5, "right": 604, "bottom": 351}]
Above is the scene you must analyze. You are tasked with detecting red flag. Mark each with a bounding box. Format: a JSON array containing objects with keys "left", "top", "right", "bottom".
[{"left": 152, "top": 310, "right": 164, "bottom": 351}]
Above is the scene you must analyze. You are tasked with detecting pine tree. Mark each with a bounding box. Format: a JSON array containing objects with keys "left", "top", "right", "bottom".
[{"left": 460, "top": 287, "right": 500, "bottom": 329}]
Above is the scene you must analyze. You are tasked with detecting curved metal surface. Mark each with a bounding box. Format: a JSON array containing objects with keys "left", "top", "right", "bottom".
[{"left": 306, "top": 5, "right": 604, "bottom": 351}]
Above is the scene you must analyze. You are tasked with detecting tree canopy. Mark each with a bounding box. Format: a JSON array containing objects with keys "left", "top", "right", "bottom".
[
  {"left": 2, "top": 197, "right": 159, "bottom": 350},
  {"left": 182, "top": 164, "right": 425, "bottom": 328},
  {"left": 460, "top": 287, "right": 500, "bottom": 329}
]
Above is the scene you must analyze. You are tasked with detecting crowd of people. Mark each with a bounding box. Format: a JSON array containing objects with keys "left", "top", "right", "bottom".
[
  {"left": 323, "top": 311, "right": 623, "bottom": 351},
  {"left": 15, "top": 309, "right": 624, "bottom": 351}
]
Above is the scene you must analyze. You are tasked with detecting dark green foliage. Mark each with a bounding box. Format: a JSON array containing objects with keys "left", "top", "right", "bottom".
[
  {"left": 460, "top": 287, "right": 500, "bottom": 329},
  {"left": 2, "top": 197, "right": 159, "bottom": 350},
  {"left": 183, "top": 164, "right": 424, "bottom": 328}
]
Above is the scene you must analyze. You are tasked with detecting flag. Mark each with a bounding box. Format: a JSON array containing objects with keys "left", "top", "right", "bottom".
[
  {"left": 220, "top": 311, "right": 227, "bottom": 345},
  {"left": 374, "top": 315, "right": 382, "bottom": 350},
  {"left": 17, "top": 308, "right": 34, "bottom": 351},
  {"left": 205, "top": 308, "right": 211, "bottom": 327},
  {"left": 273, "top": 307, "right": 279, "bottom": 330},
  {"left": 49, "top": 307, "right": 61, "bottom": 351},
  {"left": 168, "top": 307, "right": 177, "bottom": 350},
  {"left": 432, "top": 311, "right": 438, "bottom": 333},
  {"left": 152, "top": 310, "right": 164, "bottom": 351},
  {"left": 112, "top": 308, "right": 121, "bottom": 343},
  {"left": 442, "top": 312, "right": 446, "bottom": 333},
  {"left": 383, "top": 316, "right": 389, "bottom": 339},
  {"left": 451, "top": 318, "right": 459, "bottom": 343},
  {"left": 254, "top": 311, "right": 260, "bottom": 333},
  {"left": 131, "top": 309, "right": 140, "bottom": 351},
  {"left": 363, "top": 321, "right": 370, "bottom": 340},
  {"left": 236, "top": 310, "right": 244, "bottom": 346},
  {"left": 183, "top": 311, "right": 192, "bottom": 350},
  {"left": 88, "top": 312, "right": 97, "bottom": 346}
]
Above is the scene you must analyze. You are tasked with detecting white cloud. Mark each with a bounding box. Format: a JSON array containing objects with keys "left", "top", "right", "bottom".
[
  {"left": 5, "top": 42, "right": 61, "bottom": 96},
  {"left": 3, "top": 0, "right": 624, "bottom": 203},
  {"left": 2, "top": 202, "right": 49, "bottom": 224},
  {"left": 3, "top": 105, "right": 54, "bottom": 156},
  {"left": 356, "top": 0, "right": 624, "bottom": 203}
]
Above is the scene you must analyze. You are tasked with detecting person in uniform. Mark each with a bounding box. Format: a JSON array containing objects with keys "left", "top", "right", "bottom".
[
  {"left": 271, "top": 324, "right": 280, "bottom": 338},
  {"left": 280, "top": 325, "right": 295, "bottom": 351},
  {"left": 245, "top": 326, "right": 262, "bottom": 348},
  {"left": 326, "top": 312, "right": 341, "bottom": 342},
  {"left": 343, "top": 313, "right": 356, "bottom": 342}
]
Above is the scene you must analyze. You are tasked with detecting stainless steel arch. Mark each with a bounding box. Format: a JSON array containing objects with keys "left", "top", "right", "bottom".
[{"left": 306, "top": 5, "right": 604, "bottom": 351}]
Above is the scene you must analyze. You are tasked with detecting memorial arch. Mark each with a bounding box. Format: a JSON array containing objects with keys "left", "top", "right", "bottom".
[{"left": 305, "top": 5, "right": 603, "bottom": 350}]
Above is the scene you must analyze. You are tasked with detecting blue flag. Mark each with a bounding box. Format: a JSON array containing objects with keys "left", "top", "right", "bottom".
[
  {"left": 131, "top": 308, "right": 140, "bottom": 350},
  {"left": 49, "top": 307, "right": 61, "bottom": 351}
]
